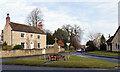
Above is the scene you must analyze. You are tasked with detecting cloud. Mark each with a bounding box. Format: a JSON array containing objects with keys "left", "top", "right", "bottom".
[
  {"left": 25, "top": 0, "right": 119, "bottom": 2},
  {"left": 0, "top": 0, "right": 118, "bottom": 44},
  {"left": 0, "top": 0, "right": 36, "bottom": 32},
  {"left": 41, "top": 7, "right": 89, "bottom": 33}
]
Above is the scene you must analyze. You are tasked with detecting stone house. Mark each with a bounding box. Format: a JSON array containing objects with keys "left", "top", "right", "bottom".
[
  {"left": 93, "top": 33, "right": 101, "bottom": 49},
  {"left": 3, "top": 13, "right": 46, "bottom": 49},
  {"left": 106, "top": 26, "right": 120, "bottom": 52}
]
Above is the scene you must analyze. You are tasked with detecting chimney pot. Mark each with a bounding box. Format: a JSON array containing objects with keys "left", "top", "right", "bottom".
[
  {"left": 38, "top": 22, "right": 43, "bottom": 30},
  {"left": 7, "top": 13, "right": 9, "bottom": 17},
  {"left": 6, "top": 13, "right": 10, "bottom": 24}
]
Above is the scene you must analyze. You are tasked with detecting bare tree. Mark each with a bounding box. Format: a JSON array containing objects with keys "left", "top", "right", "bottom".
[
  {"left": 88, "top": 32, "right": 98, "bottom": 41},
  {"left": 43, "top": 29, "right": 52, "bottom": 34},
  {"left": 62, "top": 24, "right": 83, "bottom": 49},
  {"left": 88, "top": 32, "right": 102, "bottom": 48},
  {"left": 26, "top": 8, "right": 44, "bottom": 27}
]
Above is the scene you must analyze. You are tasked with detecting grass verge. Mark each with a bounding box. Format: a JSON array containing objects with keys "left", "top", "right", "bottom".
[
  {"left": 2, "top": 55, "right": 119, "bottom": 68},
  {"left": 88, "top": 51, "right": 120, "bottom": 56},
  {"left": 2, "top": 57, "right": 49, "bottom": 66}
]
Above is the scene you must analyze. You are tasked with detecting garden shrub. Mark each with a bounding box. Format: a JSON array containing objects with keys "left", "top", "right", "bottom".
[
  {"left": 13, "top": 45, "right": 22, "bottom": 50},
  {"left": 85, "top": 46, "right": 98, "bottom": 52},
  {"left": 63, "top": 46, "right": 68, "bottom": 50},
  {"left": 100, "top": 43, "right": 106, "bottom": 51},
  {"left": 2, "top": 42, "right": 7, "bottom": 46},
  {"left": 2, "top": 45, "right": 13, "bottom": 50}
]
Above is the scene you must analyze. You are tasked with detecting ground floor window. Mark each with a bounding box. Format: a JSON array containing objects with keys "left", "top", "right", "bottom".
[
  {"left": 21, "top": 42, "right": 24, "bottom": 48},
  {"left": 38, "top": 43, "right": 40, "bottom": 48},
  {"left": 115, "top": 42, "right": 120, "bottom": 49}
]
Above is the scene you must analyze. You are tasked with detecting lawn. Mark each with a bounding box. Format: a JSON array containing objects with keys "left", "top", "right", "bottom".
[
  {"left": 2, "top": 55, "right": 119, "bottom": 68},
  {"left": 88, "top": 51, "right": 120, "bottom": 56},
  {"left": 2, "top": 57, "right": 49, "bottom": 66}
]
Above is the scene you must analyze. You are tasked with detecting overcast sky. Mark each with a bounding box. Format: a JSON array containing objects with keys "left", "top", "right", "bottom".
[{"left": 0, "top": 0, "right": 119, "bottom": 44}]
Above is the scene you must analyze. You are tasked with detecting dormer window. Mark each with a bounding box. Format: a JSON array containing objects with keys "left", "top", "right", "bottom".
[
  {"left": 21, "top": 33, "right": 25, "bottom": 38},
  {"left": 31, "top": 34, "right": 33, "bottom": 39}
]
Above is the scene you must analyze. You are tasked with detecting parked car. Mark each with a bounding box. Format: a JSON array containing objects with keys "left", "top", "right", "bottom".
[
  {"left": 45, "top": 54, "right": 69, "bottom": 61},
  {"left": 49, "top": 54, "right": 60, "bottom": 61},
  {"left": 76, "top": 48, "right": 82, "bottom": 52},
  {"left": 48, "top": 54, "right": 66, "bottom": 61},
  {"left": 77, "top": 48, "right": 85, "bottom": 52}
]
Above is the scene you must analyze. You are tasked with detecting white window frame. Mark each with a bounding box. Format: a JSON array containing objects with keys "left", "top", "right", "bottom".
[
  {"left": 118, "top": 42, "right": 120, "bottom": 49},
  {"left": 38, "top": 35, "right": 41, "bottom": 39},
  {"left": 21, "top": 42, "right": 25, "bottom": 49},
  {"left": 38, "top": 43, "right": 40, "bottom": 48},
  {"left": 30, "top": 34, "right": 34, "bottom": 39},
  {"left": 115, "top": 42, "right": 117, "bottom": 49},
  {"left": 21, "top": 33, "right": 25, "bottom": 38},
  {"left": 115, "top": 42, "right": 120, "bottom": 49}
]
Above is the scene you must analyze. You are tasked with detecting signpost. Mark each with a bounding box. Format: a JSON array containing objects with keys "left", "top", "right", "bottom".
[
  {"left": 66, "top": 43, "right": 70, "bottom": 59},
  {"left": 66, "top": 43, "right": 70, "bottom": 51}
]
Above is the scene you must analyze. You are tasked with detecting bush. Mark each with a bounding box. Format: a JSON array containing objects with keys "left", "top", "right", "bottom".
[
  {"left": 85, "top": 46, "right": 98, "bottom": 52},
  {"left": 2, "top": 45, "right": 13, "bottom": 50},
  {"left": 100, "top": 43, "right": 106, "bottom": 51},
  {"left": 63, "top": 46, "right": 74, "bottom": 51},
  {"left": 13, "top": 45, "right": 22, "bottom": 50},
  {"left": 63, "top": 46, "right": 68, "bottom": 50},
  {"left": 2, "top": 42, "right": 7, "bottom": 46},
  {"left": 69, "top": 47, "right": 74, "bottom": 50}
]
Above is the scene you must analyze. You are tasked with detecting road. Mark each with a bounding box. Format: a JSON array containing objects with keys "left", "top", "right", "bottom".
[
  {"left": 61, "top": 52, "right": 120, "bottom": 63},
  {"left": 1, "top": 52, "right": 119, "bottom": 70},
  {"left": 1, "top": 64, "right": 118, "bottom": 70}
]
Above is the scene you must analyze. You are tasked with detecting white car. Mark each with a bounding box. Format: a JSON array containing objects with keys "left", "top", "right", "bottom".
[{"left": 76, "top": 49, "right": 82, "bottom": 52}]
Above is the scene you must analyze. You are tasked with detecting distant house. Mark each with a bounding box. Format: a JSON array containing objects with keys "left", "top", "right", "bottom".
[
  {"left": 93, "top": 33, "right": 101, "bottom": 49},
  {"left": 106, "top": 26, "right": 120, "bottom": 52},
  {"left": 3, "top": 13, "right": 46, "bottom": 49}
]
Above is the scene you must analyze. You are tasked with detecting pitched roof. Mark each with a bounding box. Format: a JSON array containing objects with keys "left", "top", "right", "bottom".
[
  {"left": 9, "top": 22, "right": 45, "bottom": 34},
  {"left": 112, "top": 26, "right": 120, "bottom": 40},
  {"left": 106, "top": 36, "right": 114, "bottom": 43},
  {"left": 106, "top": 26, "right": 120, "bottom": 43}
]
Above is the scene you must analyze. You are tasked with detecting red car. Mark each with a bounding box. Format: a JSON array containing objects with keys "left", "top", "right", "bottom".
[{"left": 50, "top": 54, "right": 61, "bottom": 61}]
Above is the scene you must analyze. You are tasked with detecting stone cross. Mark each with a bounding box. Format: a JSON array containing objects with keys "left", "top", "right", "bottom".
[
  {"left": 54, "top": 38, "right": 58, "bottom": 54},
  {"left": 54, "top": 38, "right": 58, "bottom": 43}
]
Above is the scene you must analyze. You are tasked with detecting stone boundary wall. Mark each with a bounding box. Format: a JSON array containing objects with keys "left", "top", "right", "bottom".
[
  {"left": 2, "top": 49, "right": 42, "bottom": 58},
  {"left": 1, "top": 48, "right": 65, "bottom": 58}
]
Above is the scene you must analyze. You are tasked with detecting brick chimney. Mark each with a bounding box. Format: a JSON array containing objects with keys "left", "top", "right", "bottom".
[
  {"left": 6, "top": 13, "right": 10, "bottom": 24},
  {"left": 38, "top": 22, "right": 43, "bottom": 30}
]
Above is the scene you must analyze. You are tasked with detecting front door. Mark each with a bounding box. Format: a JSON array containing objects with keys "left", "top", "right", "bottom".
[
  {"left": 30, "top": 42, "right": 34, "bottom": 49},
  {"left": 42, "top": 49, "right": 46, "bottom": 54}
]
